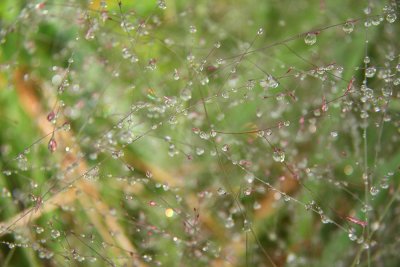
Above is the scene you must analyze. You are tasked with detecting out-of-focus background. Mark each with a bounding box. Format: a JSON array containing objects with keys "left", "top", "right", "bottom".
[{"left": 0, "top": 0, "right": 399, "bottom": 266}]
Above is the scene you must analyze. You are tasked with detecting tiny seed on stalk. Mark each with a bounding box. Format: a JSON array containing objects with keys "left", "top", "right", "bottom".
[
  {"left": 47, "top": 111, "right": 55, "bottom": 122},
  {"left": 48, "top": 138, "right": 57, "bottom": 153}
]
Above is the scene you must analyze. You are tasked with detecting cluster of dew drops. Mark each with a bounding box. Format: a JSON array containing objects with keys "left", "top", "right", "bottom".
[{"left": 0, "top": 0, "right": 399, "bottom": 266}]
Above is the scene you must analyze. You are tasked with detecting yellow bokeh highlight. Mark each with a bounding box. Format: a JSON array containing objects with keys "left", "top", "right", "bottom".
[
  {"left": 344, "top": 165, "right": 353, "bottom": 175},
  {"left": 165, "top": 208, "right": 174, "bottom": 218}
]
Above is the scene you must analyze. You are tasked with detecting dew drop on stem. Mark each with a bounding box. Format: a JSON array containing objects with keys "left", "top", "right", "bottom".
[
  {"left": 253, "top": 201, "right": 261, "bottom": 210},
  {"left": 35, "top": 226, "right": 44, "bottom": 234},
  {"left": 342, "top": 21, "right": 354, "bottom": 33},
  {"left": 157, "top": 0, "right": 166, "bottom": 10},
  {"left": 180, "top": 89, "right": 192, "bottom": 101},
  {"left": 348, "top": 228, "right": 357, "bottom": 241},
  {"left": 51, "top": 74, "right": 62, "bottom": 86},
  {"left": 304, "top": 32, "right": 317, "bottom": 45},
  {"left": 62, "top": 122, "right": 71, "bottom": 131},
  {"left": 386, "top": 13, "right": 397, "bottom": 23},
  {"left": 370, "top": 186, "right": 379, "bottom": 196},
  {"left": 17, "top": 154, "right": 28, "bottom": 171},
  {"left": 273, "top": 149, "right": 285, "bottom": 162},
  {"left": 217, "top": 188, "right": 226, "bottom": 196},
  {"left": 51, "top": 229, "right": 60, "bottom": 239},
  {"left": 173, "top": 69, "right": 180, "bottom": 80},
  {"left": 365, "top": 66, "right": 376, "bottom": 78},
  {"left": 84, "top": 166, "right": 100, "bottom": 181},
  {"left": 189, "top": 25, "right": 197, "bottom": 34},
  {"left": 225, "top": 217, "right": 234, "bottom": 228}
]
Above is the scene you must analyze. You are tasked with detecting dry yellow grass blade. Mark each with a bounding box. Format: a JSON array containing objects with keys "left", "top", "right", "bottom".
[
  {"left": 0, "top": 68, "right": 146, "bottom": 266},
  {"left": 1, "top": 68, "right": 234, "bottom": 266}
]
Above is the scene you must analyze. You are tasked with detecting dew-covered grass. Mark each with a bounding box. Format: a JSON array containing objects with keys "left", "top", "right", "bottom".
[{"left": 0, "top": 0, "right": 399, "bottom": 266}]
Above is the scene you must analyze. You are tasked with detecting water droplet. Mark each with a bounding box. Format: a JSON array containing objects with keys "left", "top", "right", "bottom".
[
  {"left": 246, "top": 79, "right": 256, "bottom": 90},
  {"left": 130, "top": 54, "right": 139, "bottom": 63},
  {"left": 365, "top": 66, "right": 376, "bottom": 78},
  {"left": 200, "top": 76, "right": 209, "bottom": 86},
  {"left": 51, "top": 229, "right": 60, "bottom": 239},
  {"left": 273, "top": 149, "right": 285, "bottom": 162},
  {"left": 243, "top": 219, "right": 252, "bottom": 232},
  {"left": 51, "top": 74, "right": 62, "bottom": 86},
  {"left": 283, "top": 194, "right": 291, "bottom": 202},
  {"left": 221, "top": 91, "right": 229, "bottom": 99},
  {"left": 348, "top": 228, "right": 357, "bottom": 241},
  {"left": 253, "top": 201, "right": 261, "bottom": 210},
  {"left": 216, "top": 58, "right": 224, "bottom": 65},
  {"left": 122, "top": 47, "right": 131, "bottom": 59},
  {"left": 217, "top": 188, "right": 226, "bottom": 196},
  {"left": 221, "top": 144, "right": 229, "bottom": 152},
  {"left": 244, "top": 188, "right": 252, "bottom": 196},
  {"left": 189, "top": 25, "right": 197, "bottom": 34},
  {"left": 364, "top": 19, "right": 372, "bottom": 27},
  {"left": 180, "top": 88, "right": 192, "bottom": 101},
  {"left": 186, "top": 53, "right": 195, "bottom": 62},
  {"left": 84, "top": 166, "right": 100, "bottom": 181},
  {"left": 225, "top": 217, "right": 234, "bottom": 228},
  {"left": 147, "top": 88, "right": 159, "bottom": 101},
  {"left": 157, "top": 0, "right": 166, "bottom": 9},
  {"left": 173, "top": 69, "right": 180, "bottom": 80},
  {"left": 47, "top": 111, "right": 55, "bottom": 122},
  {"left": 260, "top": 75, "right": 279, "bottom": 89},
  {"left": 370, "top": 186, "right": 379, "bottom": 196},
  {"left": 304, "top": 32, "right": 317, "bottom": 45},
  {"left": 17, "top": 154, "right": 28, "bottom": 171},
  {"left": 361, "top": 204, "right": 372, "bottom": 213},
  {"left": 257, "top": 28, "right": 264, "bottom": 35},
  {"left": 320, "top": 214, "right": 331, "bottom": 224},
  {"left": 342, "top": 21, "right": 354, "bottom": 33},
  {"left": 210, "top": 129, "right": 217, "bottom": 138},
  {"left": 199, "top": 131, "right": 210, "bottom": 140},
  {"left": 305, "top": 200, "right": 315, "bottom": 211},
  {"left": 360, "top": 110, "right": 368, "bottom": 119},
  {"left": 386, "top": 13, "right": 397, "bottom": 23},
  {"left": 245, "top": 173, "right": 254, "bottom": 183},
  {"left": 380, "top": 178, "right": 389, "bottom": 189},
  {"left": 363, "top": 6, "right": 371, "bottom": 15},
  {"left": 196, "top": 147, "right": 204, "bottom": 155},
  {"left": 111, "top": 150, "right": 124, "bottom": 159},
  {"left": 62, "top": 122, "right": 71, "bottom": 131}
]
